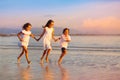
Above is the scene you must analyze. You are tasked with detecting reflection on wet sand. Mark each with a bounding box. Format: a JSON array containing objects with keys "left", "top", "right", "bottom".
[
  {"left": 17, "top": 64, "right": 32, "bottom": 80},
  {"left": 58, "top": 64, "right": 69, "bottom": 80},
  {"left": 40, "top": 63, "right": 54, "bottom": 80},
  {"left": 40, "top": 63, "right": 69, "bottom": 80}
]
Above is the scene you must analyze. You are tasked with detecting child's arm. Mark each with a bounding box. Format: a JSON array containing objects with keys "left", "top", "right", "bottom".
[
  {"left": 17, "top": 32, "right": 23, "bottom": 41},
  {"left": 37, "top": 28, "right": 46, "bottom": 41},
  {"left": 66, "top": 39, "right": 70, "bottom": 42},
  {"left": 65, "top": 36, "right": 71, "bottom": 42},
  {"left": 55, "top": 37, "right": 61, "bottom": 42},
  {"left": 52, "top": 29, "right": 57, "bottom": 42},
  {"left": 62, "top": 35, "right": 71, "bottom": 42},
  {"left": 30, "top": 33, "right": 37, "bottom": 41}
]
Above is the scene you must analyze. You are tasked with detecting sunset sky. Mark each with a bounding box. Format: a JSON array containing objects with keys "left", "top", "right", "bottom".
[{"left": 0, "top": 0, "right": 120, "bottom": 34}]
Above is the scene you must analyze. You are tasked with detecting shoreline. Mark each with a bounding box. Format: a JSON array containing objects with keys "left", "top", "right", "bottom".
[{"left": 0, "top": 33, "right": 120, "bottom": 37}]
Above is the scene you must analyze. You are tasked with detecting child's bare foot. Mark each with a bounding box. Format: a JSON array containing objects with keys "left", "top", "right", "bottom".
[
  {"left": 17, "top": 57, "right": 20, "bottom": 63},
  {"left": 40, "top": 58, "right": 43, "bottom": 64},
  {"left": 46, "top": 58, "right": 49, "bottom": 63},
  {"left": 28, "top": 61, "right": 31, "bottom": 64},
  {"left": 58, "top": 59, "right": 62, "bottom": 64}
]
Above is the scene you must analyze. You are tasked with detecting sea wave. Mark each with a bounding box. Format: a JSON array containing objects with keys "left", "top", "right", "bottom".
[{"left": 0, "top": 45, "right": 120, "bottom": 52}]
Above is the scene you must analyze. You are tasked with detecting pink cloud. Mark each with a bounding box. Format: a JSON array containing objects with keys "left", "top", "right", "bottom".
[
  {"left": 81, "top": 17, "right": 120, "bottom": 34},
  {"left": 82, "top": 17, "right": 120, "bottom": 27}
]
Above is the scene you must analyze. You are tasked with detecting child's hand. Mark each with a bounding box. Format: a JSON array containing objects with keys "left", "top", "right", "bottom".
[
  {"left": 55, "top": 38, "right": 60, "bottom": 42},
  {"left": 34, "top": 37, "right": 38, "bottom": 41},
  {"left": 34, "top": 38, "right": 39, "bottom": 41},
  {"left": 20, "top": 38, "right": 23, "bottom": 42},
  {"left": 55, "top": 39, "right": 58, "bottom": 42},
  {"left": 66, "top": 38, "right": 71, "bottom": 42},
  {"left": 36, "top": 39, "right": 39, "bottom": 41},
  {"left": 31, "top": 34, "right": 35, "bottom": 38},
  {"left": 36, "top": 38, "right": 40, "bottom": 41}
]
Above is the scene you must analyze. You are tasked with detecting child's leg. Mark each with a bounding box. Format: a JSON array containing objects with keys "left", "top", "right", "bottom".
[
  {"left": 23, "top": 46, "right": 31, "bottom": 64},
  {"left": 17, "top": 46, "right": 25, "bottom": 63},
  {"left": 40, "top": 50, "right": 47, "bottom": 63},
  {"left": 45, "top": 49, "right": 51, "bottom": 62},
  {"left": 58, "top": 48, "right": 67, "bottom": 64}
]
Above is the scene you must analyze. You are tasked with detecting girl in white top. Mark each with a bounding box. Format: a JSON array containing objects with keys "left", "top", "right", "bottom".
[
  {"left": 37, "top": 20, "right": 56, "bottom": 63},
  {"left": 56, "top": 28, "right": 71, "bottom": 64},
  {"left": 17, "top": 23, "right": 37, "bottom": 64}
]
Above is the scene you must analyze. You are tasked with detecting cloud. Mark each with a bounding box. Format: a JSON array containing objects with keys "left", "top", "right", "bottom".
[
  {"left": 81, "top": 17, "right": 120, "bottom": 34},
  {"left": 82, "top": 17, "right": 120, "bottom": 27},
  {"left": 0, "top": 0, "right": 120, "bottom": 34}
]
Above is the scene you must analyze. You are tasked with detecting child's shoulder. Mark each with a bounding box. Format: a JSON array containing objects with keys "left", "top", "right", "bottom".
[
  {"left": 45, "top": 27, "right": 52, "bottom": 29},
  {"left": 22, "top": 30, "right": 25, "bottom": 33},
  {"left": 22, "top": 30, "right": 31, "bottom": 34},
  {"left": 61, "top": 34, "right": 65, "bottom": 37}
]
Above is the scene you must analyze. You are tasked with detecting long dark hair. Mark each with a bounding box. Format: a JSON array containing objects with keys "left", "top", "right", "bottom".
[
  {"left": 63, "top": 28, "right": 70, "bottom": 34},
  {"left": 43, "top": 19, "right": 54, "bottom": 28},
  {"left": 22, "top": 23, "right": 32, "bottom": 30}
]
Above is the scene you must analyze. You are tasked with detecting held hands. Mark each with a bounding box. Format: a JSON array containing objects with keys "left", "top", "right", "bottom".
[
  {"left": 34, "top": 38, "right": 39, "bottom": 41},
  {"left": 31, "top": 34, "right": 40, "bottom": 41},
  {"left": 55, "top": 37, "right": 60, "bottom": 42},
  {"left": 34, "top": 37, "right": 39, "bottom": 41},
  {"left": 36, "top": 38, "right": 40, "bottom": 41},
  {"left": 36, "top": 38, "right": 41, "bottom": 41},
  {"left": 54, "top": 39, "right": 58, "bottom": 42},
  {"left": 65, "top": 38, "right": 71, "bottom": 42},
  {"left": 20, "top": 38, "right": 23, "bottom": 42}
]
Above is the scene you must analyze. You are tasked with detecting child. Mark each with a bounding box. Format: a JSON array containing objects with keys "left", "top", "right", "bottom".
[
  {"left": 37, "top": 20, "right": 56, "bottom": 63},
  {"left": 56, "top": 28, "right": 71, "bottom": 64},
  {"left": 17, "top": 23, "right": 37, "bottom": 64}
]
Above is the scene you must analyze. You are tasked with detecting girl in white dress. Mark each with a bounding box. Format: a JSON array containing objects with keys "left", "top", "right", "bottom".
[
  {"left": 17, "top": 23, "right": 37, "bottom": 64},
  {"left": 56, "top": 28, "right": 71, "bottom": 64},
  {"left": 37, "top": 20, "right": 56, "bottom": 63}
]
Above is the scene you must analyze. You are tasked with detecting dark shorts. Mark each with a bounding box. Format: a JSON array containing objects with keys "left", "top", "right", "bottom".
[{"left": 61, "top": 47, "right": 66, "bottom": 53}]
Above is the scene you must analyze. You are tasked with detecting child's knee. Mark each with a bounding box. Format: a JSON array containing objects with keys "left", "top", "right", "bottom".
[
  {"left": 64, "top": 51, "right": 67, "bottom": 55},
  {"left": 22, "top": 46, "right": 28, "bottom": 53},
  {"left": 61, "top": 47, "right": 67, "bottom": 53},
  {"left": 48, "top": 49, "right": 51, "bottom": 52}
]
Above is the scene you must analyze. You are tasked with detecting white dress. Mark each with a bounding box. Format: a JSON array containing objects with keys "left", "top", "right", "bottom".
[
  {"left": 60, "top": 34, "right": 71, "bottom": 49},
  {"left": 43, "top": 27, "right": 53, "bottom": 50},
  {"left": 19, "top": 30, "right": 31, "bottom": 48}
]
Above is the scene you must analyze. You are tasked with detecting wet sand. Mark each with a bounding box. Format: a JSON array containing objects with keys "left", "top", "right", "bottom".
[{"left": 0, "top": 48, "right": 120, "bottom": 80}]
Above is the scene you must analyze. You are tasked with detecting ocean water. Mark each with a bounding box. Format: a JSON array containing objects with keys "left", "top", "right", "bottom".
[
  {"left": 0, "top": 36, "right": 120, "bottom": 53},
  {"left": 0, "top": 36, "right": 120, "bottom": 80}
]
